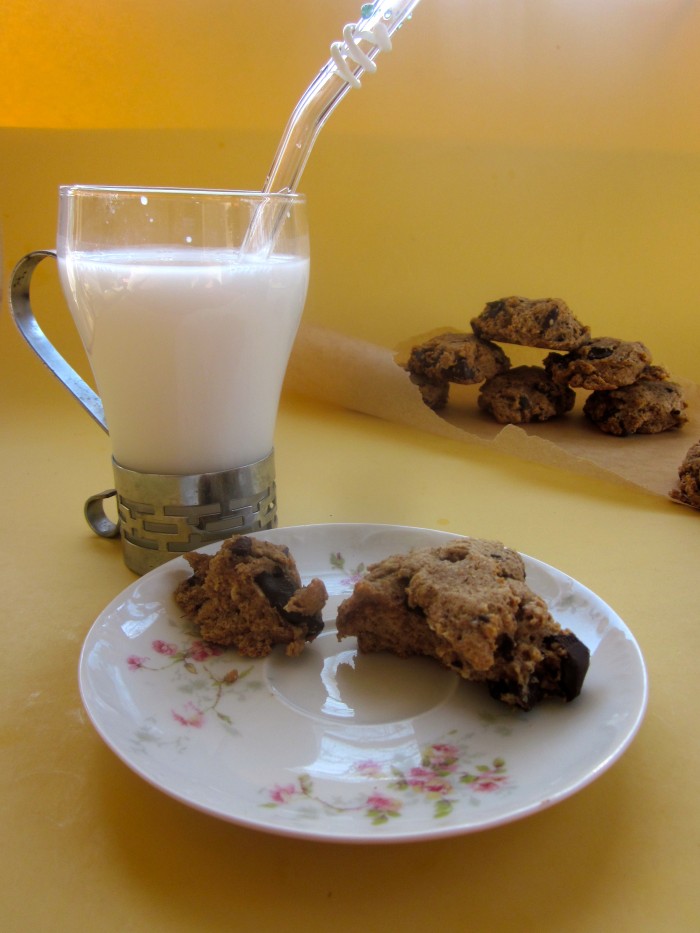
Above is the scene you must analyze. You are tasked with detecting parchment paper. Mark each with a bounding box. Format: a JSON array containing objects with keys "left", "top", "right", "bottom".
[{"left": 285, "top": 323, "right": 699, "bottom": 507}]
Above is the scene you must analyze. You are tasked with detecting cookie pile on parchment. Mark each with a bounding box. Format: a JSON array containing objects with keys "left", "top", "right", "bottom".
[{"left": 406, "top": 295, "right": 688, "bottom": 436}]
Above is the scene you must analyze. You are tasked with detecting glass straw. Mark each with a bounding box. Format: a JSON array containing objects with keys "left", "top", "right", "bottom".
[{"left": 243, "top": 0, "right": 423, "bottom": 256}]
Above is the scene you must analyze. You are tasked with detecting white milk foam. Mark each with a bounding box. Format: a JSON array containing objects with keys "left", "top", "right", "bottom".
[{"left": 59, "top": 247, "right": 309, "bottom": 474}]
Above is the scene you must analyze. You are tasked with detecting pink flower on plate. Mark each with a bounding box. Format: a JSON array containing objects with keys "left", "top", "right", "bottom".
[
  {"left": 354, "top": 760, "right": 384, "bottom": 779},
  {"left": 423, "top": 743, "right": 460, "bottom": 773},
  {"left": 269, "top": 783, "right": 298, "bottom": 805},
  {"left": 407, "top": 767, "right": 453, "bottom": 797},
  {"left": 461, "top": 759, "right": 509, "bottom": 793},
  {"left": 473, "top": 777, "right": 505, "bottom": 794},
  {"left": 152, "top": 639, "right": 178, "bottom": 656},
  {"left": 406, "top": 766, "right": 433, "bottom": 786},
  {"left": 127, "top": 655, "right": 148, "bottom": 671},
  {"left": 188, "top": 640, "right": 224, "bottom": 662},
  {"left": 471, "top": 774, "right": 508, "bottom": 793},
  {"left": 365, "top": 793, "right": 402, "bottom": 820},
  {"left": 172, "top": 701, "right": 205, "bottom": 728}
]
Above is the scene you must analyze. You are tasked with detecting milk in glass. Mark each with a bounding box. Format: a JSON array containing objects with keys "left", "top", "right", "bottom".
[{"left": 58, "top": 247, "right": 309, "bottom": 474}]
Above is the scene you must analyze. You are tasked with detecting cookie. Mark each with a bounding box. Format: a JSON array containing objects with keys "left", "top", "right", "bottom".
[
  {"left": 335, "top": 538, "right": 590, "bottom": 711},
  {"left": 174, "top": 535, "right": 327, "bottom": 657},
  {"left": 583, "top": 377, "right": 688, "bottom": 436},
  {"left": 470, "top": 296, "right": 590, "bottom": 350},
  {"left": 406, "top": 332, "right": 511, "bottom": 385},
  {"left": 406, "top": 332, "right": 511, "bottom": 411},
  {"left": 544, "top": 337, "right": 653, "bottom": 390},
  {"left": 670, "top": 440, "right": 700, "bottom": 509},
  {"left": 478, "top": 365, "right": 576, "bottom": 424}
]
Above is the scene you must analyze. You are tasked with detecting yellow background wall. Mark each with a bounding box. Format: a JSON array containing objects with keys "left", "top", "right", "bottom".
[{"left": 2, "top": 0, "right": 700, "bottom": 381}]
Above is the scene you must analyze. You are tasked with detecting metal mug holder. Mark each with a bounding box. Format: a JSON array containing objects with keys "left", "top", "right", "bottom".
[{"left": 9, "top": 250, "right": 278, "bottom": 575}]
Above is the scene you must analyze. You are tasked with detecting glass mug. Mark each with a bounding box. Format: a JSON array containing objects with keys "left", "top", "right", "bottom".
[{"left": 9, "top": 186, "right": 310, "bottom": 574}]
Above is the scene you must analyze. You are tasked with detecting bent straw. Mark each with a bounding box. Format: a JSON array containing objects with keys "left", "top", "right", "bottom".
[
  {"left": 264, "top": 0, "right": 423, "bottom": 195},
  {"left": 242, "top": 0, "right": 423, "bottom": 256}
]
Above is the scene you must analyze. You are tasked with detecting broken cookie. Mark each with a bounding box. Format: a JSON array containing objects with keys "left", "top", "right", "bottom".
[
  {"left": 174, "top": 535, "right": 327, "bottom": 657},
  {"left": 336, "top": 538, "right": 590, "bottom": 711}
]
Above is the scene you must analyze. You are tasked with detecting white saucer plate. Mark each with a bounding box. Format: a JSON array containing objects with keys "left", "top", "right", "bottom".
[{"left": 79, "top": 524, "right": 648, "bottom": 843}]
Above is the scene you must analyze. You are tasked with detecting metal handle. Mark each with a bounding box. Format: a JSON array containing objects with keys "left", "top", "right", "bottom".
[
  {"left": 8, "top": 250, "right": 108, "bottom": 432},
  {"left": 84, "top": 489, "right": 120, "bottom": 539}
]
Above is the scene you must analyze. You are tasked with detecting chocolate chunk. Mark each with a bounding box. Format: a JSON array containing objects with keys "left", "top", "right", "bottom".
[
  {"left": 229, "top": 536, "right": 254, "bottom": 557},
  {"left": 255, "top": 568, "right": 297, "bottom": 611},
  {"left": 487, "top": 678, "right": 542, "bottom": 711},
  {"left": 291, "top": 611, "right": 324, "bottom": 639},
  {"left": 544, "top": 632, "right": 590, "bottom": 701},
  {"left": 453, "top": 361, "right": 476, "bottom": 381},
  {"left": 488, "top": 632, "right": 590, "bottom": 709},
  {"left": 586, "top": 345, "right": 614, "bottom": 360},
  {"left": 483, "top": 299, "right": 507, "bottom": 320},
  {"left": 496, "top": 633, "right": 514, "bottom": 661},
  {"left": 255, "top": 568, "right": 325, "bottom": 636}
]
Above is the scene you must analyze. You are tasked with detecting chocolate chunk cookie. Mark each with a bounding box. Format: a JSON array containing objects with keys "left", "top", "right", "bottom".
[
  {"left": 670, "top": 440, "right": 700, "bottom": 509},
  {"left": 174, "top": 535, "right": 327, "bottom": 657},
  {"left": 583, "top": 377, "right": 688, "bottom": 436},
  {"left": 407, "top": 332, "right": 511, "bottom": 384},
  {"left": 406, "top": 332, "right": 511, "bottom": 410},
  {"left": 471, "top": 296, "right": 590, "bottom": 350},
  {"left": 544, "top": 337, "right": 653, "bottom": 390},
  {"left": 336, "top": 538, "right": 590, "bottom": 711},
  {"left": 478, "top": 365, "right": 576, "bottom": 424}
]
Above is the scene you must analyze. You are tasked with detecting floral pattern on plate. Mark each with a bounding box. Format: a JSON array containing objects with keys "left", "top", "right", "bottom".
[
  {"left": 126, "top": 635, "right": 261, "bottom": 742},
  {"left": 263, "top": 735, "right": 511, "bottom": 825}
]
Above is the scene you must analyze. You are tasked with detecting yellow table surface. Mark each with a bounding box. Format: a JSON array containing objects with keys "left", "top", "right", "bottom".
[
  {"left": 2, "top": 306, "right": 698, "bottom": 933},
  {"left": 2, "top": 2, "right": 699, "bottom": 924}
]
